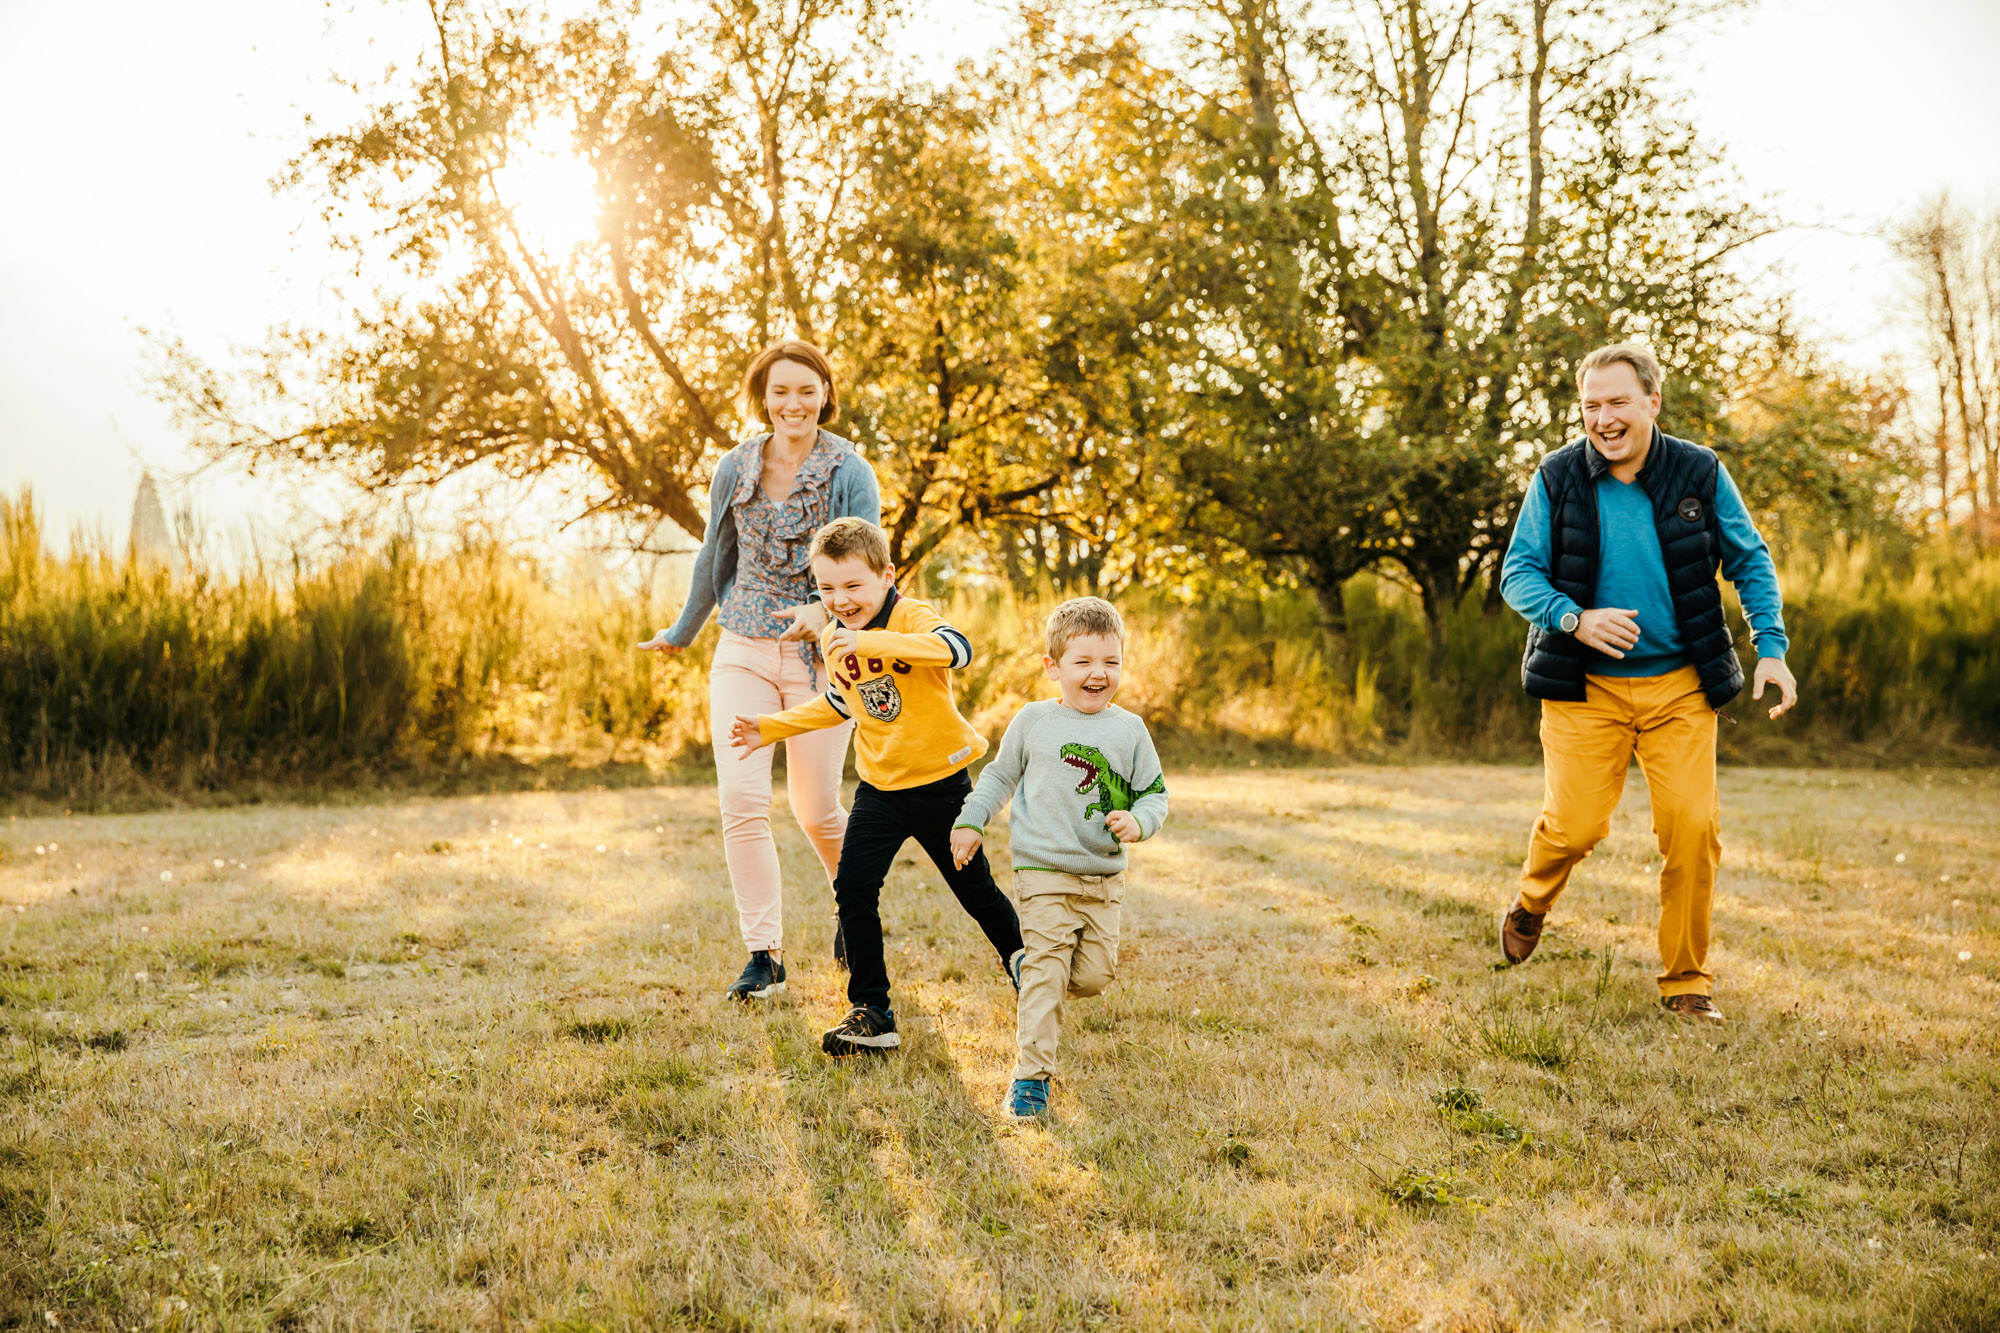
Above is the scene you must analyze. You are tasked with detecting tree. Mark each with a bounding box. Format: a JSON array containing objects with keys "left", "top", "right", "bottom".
[
  {"left": 1022, "top": 0, "right": 1770, "bottom": 636},
  {"left": 1894, "top": 196, "right": 2000, "bottom": 539},
  {"left": 155, "top": 0, "right": 1086, "bottom": 571}
]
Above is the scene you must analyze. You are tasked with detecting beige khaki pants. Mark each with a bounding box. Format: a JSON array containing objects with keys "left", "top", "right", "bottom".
[{"left": 1013, "top": 869, "right": 1123, "bottom": 1081}]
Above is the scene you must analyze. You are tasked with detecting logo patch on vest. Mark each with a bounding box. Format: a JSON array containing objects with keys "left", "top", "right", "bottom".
[
  {"left": 1677, "top": 496, "right": 1704, "bottom": 523},
  {"left": 856, "top": 674, "right": 903, "bottom": 722}
]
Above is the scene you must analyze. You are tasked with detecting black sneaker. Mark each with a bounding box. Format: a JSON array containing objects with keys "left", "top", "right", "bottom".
[
  {"left": 832, "top": 917, "right": 848, "bottom": 971},
  {"left": 820, "top": 1004, "right": 899, "bottom": 1056},
  {"left": 725, "top": 951, "right": 786, "bottom": 1002}
]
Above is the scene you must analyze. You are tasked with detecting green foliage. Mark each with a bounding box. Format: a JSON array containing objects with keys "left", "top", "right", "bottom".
[
  {"left": 1430, "top": 1085, "right": 1532, "bottom": 1144},
  {"left": 1384, "top": 1167, "right": 1464, "bottom": 1208}
]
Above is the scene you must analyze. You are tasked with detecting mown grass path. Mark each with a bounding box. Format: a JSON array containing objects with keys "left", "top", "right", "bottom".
[{"left": 2, "top": 766, "right": 1996, "bottom": 1330}]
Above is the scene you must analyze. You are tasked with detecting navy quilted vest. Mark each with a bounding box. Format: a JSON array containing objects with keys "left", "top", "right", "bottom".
[{"left": 1519, "top": 429, "right": 1745, "bottom": 709}]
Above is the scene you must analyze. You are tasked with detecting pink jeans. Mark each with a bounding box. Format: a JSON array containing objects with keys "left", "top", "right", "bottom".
[{"left": 708, "top": 630, "right": 852, "bottom": 951}]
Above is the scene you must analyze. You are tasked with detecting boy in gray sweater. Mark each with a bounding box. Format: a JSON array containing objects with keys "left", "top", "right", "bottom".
[{"left": 950, "top": 597, "right": 1168, "bottom": 1119}]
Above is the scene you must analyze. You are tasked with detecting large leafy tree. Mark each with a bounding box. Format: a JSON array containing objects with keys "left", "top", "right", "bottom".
[
  {"left": 1022, "top": 0, "right": 1773, "bottom": 633},
  {"left": 157, "top": 0, "right": 1088, "bottom": 569}
]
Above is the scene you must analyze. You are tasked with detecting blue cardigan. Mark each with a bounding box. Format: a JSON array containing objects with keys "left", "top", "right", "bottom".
[{"left": 663, "top": 432, "right": 883, "bottom": 647}]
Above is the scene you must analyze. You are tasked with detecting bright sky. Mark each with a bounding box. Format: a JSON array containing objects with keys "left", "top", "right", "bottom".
[{"left": 1, "top": 0, "right": 1995, "bottom": 552}]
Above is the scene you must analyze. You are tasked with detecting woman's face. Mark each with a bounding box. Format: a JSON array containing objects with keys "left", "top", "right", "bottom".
[{"left": 764, "top": 358, "right": 826, "bottom": 434}]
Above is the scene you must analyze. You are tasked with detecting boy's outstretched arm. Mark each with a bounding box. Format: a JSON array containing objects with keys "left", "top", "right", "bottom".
[
  {"left": 756, "top": 691, "right": 850, "bottom": 746},
  {"left": 953, "top": 708, "right": 1033, "bottom": 862}
]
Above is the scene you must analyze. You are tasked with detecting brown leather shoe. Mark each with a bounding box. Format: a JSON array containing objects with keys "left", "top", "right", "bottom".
[
  {"left": 1500, "top": 899, "right": 1545, "bottom": 964},
  {"left": 1661, "top": 993, "right": 1725, "bottom": 1024}
]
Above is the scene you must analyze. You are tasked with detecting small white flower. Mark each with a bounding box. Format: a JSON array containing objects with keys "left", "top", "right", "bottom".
[
  {"left": 1961, "top": 951, "right": 1974, "bottom": 962},
  {"left": 133, "top": 971, "right": 149, "bottom": 983},
  {"left": 512, "top": 837, "right": 523, "bottom": 846},
  {"left": 213, "top": 859, "right": 226, "bottom": 868},
  {"left": 538, "top": 842, "right": 548, "bottom": 850},
  {"left": 1866, "top": 1237, "right": 1883, "bottom": 1250},
  {"left": 1894, "top": 853, "right": 1906, "bottom": 864},
  {"left": 655, "top": 826, "right": 665, "bottom": 834},
  {"left": 1940, "top": 873, "right": 1952, "bottom": 883},
  {"left": 160, "top": 871, "right": 173, "bottom": 882},
  {"left": 595, "top": 844, "right": 607, "bottom": 853},
  {"left": 47, "top": 842, "right": 57, "bottom": 852},
  {"left": 141, "top": 925, "right": 150, "bottom": 933},
  {"left": 33, "top": 845, "right": 44, "bottom": 855},
  {"left": 1954, "top": 899, "right": 1965, "bottom": 908}
]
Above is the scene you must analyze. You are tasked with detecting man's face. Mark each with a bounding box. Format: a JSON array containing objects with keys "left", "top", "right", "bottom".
[
  {"left": 1580, "top": 362, "right": 1661, "bottom": 466},
  {"left": 1044, "top": 632, "right": 1123, "bottom": 714},
  {"left": 813, "top": 553, "right": 895, "bottom": 628}
]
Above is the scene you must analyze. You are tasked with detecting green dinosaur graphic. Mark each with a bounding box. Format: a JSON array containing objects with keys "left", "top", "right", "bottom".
[{"left": 1060, "top": 742, "right": 1166, "bottom": 823}]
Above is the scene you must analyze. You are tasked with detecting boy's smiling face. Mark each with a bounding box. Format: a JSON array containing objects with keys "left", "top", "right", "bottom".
[
  {"left": 1046, "top": 631, "right": 1122, "bottom": 714},
  {"left": 813, "top": 552, "right": 895, "bottom": 628}
]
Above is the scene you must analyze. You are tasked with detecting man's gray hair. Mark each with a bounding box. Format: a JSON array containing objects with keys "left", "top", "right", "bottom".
[{"left": 1576, "top": 343, "right": 1664, "bottom": 397}]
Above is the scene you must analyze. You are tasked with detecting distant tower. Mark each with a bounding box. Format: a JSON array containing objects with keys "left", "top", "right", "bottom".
[{"left": 130, "top": 473, "right": 180, "bottom": 573}]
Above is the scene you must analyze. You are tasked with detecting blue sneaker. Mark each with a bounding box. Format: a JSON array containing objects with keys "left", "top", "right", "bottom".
[
  {"left": 1007, "top": 948, "right": 1025, "bottom": 993},
  {"left": 1005, "top": 1078, "right": 1050, "bottom": 1119}
]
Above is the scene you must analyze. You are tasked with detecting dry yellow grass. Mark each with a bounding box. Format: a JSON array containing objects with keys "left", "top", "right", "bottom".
[{"left": 1, "top": 765, "right": 1996, "bottom": 1331}]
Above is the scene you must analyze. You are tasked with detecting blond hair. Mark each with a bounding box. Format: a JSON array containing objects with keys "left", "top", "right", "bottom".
[
  {"left": 1045, "top": 596, "right": 1124, "bottom": 659},
  {"left": 1576, "top": 343, "right": 1664, "bottom": 397},
  {"left": 808, "top": 517, "right": 891, "bottom": 574},
  {"left": 741, "top": 340, "right": 840, "bottom": 426}
]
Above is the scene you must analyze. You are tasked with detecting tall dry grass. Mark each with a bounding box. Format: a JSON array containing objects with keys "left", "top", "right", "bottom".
[{"left": 4, "top": 489, "right": 1997, "bottom": 807}]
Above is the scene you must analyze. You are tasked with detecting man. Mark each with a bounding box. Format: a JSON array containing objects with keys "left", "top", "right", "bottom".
[{"left": 1498, "top": 344, "right": 1798, "bottom": 1024}]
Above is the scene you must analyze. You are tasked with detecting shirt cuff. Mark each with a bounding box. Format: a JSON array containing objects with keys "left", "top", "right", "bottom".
[
  {"left": 1754, "top": 634, "right": 1789, "bottom": 661},
  {"left": 1543, "top": 597, "right": 1583, "bottom": 634}
]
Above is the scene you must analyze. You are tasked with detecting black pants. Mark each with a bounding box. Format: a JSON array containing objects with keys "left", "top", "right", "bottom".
[{"left": 834, "top": 769, "right": 1022, "bottom": 1012}]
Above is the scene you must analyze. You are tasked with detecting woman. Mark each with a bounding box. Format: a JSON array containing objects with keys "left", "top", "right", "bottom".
[{"left": 639, "top": 341, "right": 881, "bottom": 1001}]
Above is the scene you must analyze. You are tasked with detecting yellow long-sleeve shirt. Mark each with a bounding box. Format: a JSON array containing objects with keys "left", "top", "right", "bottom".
[{"left": 758, "top": 589, "right": 986, "bottom": 790}]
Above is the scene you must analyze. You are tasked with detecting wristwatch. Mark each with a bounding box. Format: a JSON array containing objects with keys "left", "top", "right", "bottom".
[{"left": 1558, "top": 610, "right": 1581, "bottom": 634}]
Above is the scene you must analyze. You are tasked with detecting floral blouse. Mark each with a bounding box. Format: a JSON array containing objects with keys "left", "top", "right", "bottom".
[{"left": 718, "top": 431, "right": 845, "bottom": 662}]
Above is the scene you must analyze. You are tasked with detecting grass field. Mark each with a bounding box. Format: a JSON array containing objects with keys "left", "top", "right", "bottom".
[{"left": 1, "top": 764, "right": 1996, "bottom": 1331}]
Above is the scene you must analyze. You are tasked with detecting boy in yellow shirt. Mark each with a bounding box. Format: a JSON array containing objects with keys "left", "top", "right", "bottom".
[{"left": 730, "top": 518, "right": 1025, "bottom": 1056}]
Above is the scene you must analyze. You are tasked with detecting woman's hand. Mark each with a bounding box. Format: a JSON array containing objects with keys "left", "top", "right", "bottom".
[
  {"left": 636, "top": 630, "right": 684, "bottom": 654},
  {"left": 777, "top": 602, "right": 830, "bottom": 642}
]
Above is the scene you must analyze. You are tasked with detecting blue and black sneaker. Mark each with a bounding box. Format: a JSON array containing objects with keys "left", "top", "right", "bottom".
[
  {"left": 821, "top": 1004, "right": 899, "bottom": 1056},
  {"left": 725, "top": 950, "right": 786, "bottom": 1003},
  {"left": 1005, "top": 1078, "right": 1050, "bottom": 1119},
  {"left": 1006, "top": 947, "right": 1026, "bottom": 993}
]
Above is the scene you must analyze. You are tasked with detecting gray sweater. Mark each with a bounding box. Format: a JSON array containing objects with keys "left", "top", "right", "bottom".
[{"left": 955, "top": 700, "right": 1168, "bottom": 875}]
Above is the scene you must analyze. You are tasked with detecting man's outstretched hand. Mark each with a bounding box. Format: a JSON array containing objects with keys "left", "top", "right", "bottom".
[{"left": 1752, "top": 658, "right": 1798, "bottom": 719}]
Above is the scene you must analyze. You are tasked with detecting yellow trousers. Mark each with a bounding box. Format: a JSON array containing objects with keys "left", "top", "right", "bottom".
[
  {"left": 1012, "top": 869, "right": 1122, "bottom": 1081},
  {"left": 1521, "top": 666, "right": 1720, "bottom": 997}
]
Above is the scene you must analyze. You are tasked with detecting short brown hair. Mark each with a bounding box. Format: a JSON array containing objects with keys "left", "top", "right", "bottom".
[
  {"left": 1045, "top": 596, "right": 1124, "bottom": 659},
  {"left": 809, "top": 517, "right": 891, "bottom": 574},
  {"left": 1576, "top": 343, "right": 1664, "bottom": 397},
  {"left": 741, "top": 340, "right": 839, "bottom": 426}
]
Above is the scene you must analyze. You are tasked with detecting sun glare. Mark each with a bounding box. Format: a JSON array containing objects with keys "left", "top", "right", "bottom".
[{"left": 491, "top": 133, "right": 600, "bottom": 256}]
